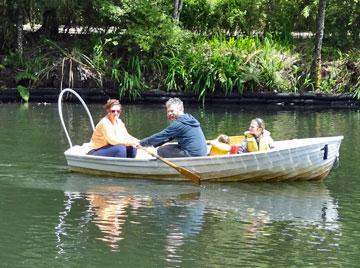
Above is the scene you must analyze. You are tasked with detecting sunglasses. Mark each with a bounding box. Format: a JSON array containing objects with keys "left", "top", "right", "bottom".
[{"left": 110, "top": 110, "right": 121, "bottom": 114}]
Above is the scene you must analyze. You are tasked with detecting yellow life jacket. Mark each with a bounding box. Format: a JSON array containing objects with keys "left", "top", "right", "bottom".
[
  {"left": 245, "top": 132, "right": 270, "bottom": 152},
  {"left": 208, "top": 140, "right": 231, "bottom": 156}
]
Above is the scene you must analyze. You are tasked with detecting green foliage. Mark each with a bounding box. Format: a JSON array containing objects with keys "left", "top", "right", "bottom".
[
  {"left": 93, "top": 0, "right": 184, "bottom": 56},
  {"left": 212, "top": 0, "right": 258, "bottom": 36},
  {"left": 162, "top": 53, "right": 189, "bottom": 91},
  {"left": 15, "top": 71, "right": 37, "bottom": 83},
  {"left": 16, "top": 85, "right": 29, "bottom": 102},
  {"left": 353, "top": 79, "right": 360, "bottom": 99},
  {"left": 181, "top": 0, "right": 212, "bottom": 33},
  {"left": 303, "top": 49, "right": 360, "bottom": 97},
  {"left": 92, "top": 40, "right": 108, "bottom": 73},
  {"left": 93, "top": 0, "right": 130, "bottom": 20},
  {"left": 111, "top": 56, "right": 146, "bottom": 100},
  {"left": 0, "top": 0, "right": 359, "bottom": 101},
  {"left": 325, "top": 0, "right": 360, "bottom": 48},
  {"left": 44, "top": 39, "right": 103, "bottom": 88},
  {"left": 291, "top": 65, "right": 313, "bottom": 93},
  {"left": 1, "top": 0, "right": 359, "bottom": 51},
  {"left": 158, "top": 35, "right": 298, "bottom": 100},
  {"left": 3, "top": 52, "right": 49, "bottom": 101},
  {"left": 337, "top": 50, "right": 360, "bottom": 98},
  {"left": 181, "top": 0, "right": 306, "bottom": 39}
]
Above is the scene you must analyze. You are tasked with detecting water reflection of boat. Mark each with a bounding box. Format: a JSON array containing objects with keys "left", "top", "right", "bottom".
[
  {"left": 87, "top": 191, "right": 131, "bottom": 249},
  {"left": 60, "top": 178, "right": 339, "bottom": 225},
  {"left": 201, "top": 182, "right": 339, "bottom": 226},
  {"left": 55, "top": 179, "right": 339, "bottom": 255},
  {"left": 55, "top": 181, "right": 204, "bottom": 252}
]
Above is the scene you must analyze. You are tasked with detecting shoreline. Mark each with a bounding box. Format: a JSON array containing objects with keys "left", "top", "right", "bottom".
[{"left": 0, "top": 87, "right": 359, "bottom": 108}]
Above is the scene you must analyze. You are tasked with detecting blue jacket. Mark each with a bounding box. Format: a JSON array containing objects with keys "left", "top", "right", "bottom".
[{"left": 139, "top": 114, "right": 207, "bottom": 157}]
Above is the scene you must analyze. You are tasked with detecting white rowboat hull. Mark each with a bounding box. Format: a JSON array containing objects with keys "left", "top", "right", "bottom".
[{"left": 64, "top": 136, "right": 343, "bottom": 182}]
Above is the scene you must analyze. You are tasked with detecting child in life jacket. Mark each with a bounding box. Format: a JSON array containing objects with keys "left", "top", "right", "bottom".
[
  {"left": 238, "top": 118, "right": 274, "bottom": 153},
  {"left": 208, "top": 134, "right": 231, "bottom": 155}
]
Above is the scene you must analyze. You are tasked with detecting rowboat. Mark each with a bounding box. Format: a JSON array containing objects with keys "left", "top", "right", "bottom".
[
  {"left": 63, "top": 135, "right": 343, "bottom": 182},
  {"left": 59, "top": 88, "right": 343, "bottom": 183}
]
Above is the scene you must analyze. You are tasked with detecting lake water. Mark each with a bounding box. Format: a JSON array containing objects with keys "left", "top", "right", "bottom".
[{"left": 0, "top": 102, "right": 359, "bottom": 267}]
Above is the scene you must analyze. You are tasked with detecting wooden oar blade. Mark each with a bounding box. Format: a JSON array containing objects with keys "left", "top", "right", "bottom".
[
  {"left": 138, "top": 145, "right": 201, "bottom": 185},
  {"left": 173, "top": 165, "right": 201, "bottom": 184},
  {"left": 158, "top": 156, "right": 201, "bottom": 184}
]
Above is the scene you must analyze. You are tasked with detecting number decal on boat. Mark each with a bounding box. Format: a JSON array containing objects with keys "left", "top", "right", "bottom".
[{"left": 321, "top": 144, "right": 328, "bottom": 160}]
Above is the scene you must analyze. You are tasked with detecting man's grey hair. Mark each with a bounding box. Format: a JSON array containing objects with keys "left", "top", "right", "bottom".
[{"left": 165, "top": 97, "right": 184, "bottom": 112}]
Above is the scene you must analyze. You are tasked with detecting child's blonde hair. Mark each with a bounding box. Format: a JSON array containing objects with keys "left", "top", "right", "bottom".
[{"left": 217, "top": 134, "right": 230, "bottom": 144}]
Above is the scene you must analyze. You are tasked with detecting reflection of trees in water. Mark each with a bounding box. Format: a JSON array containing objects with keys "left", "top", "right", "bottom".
[
  {"left": 1, "top": 103, "right": 67, "bottom": 159},
  {"left": 8, "top": 102, "right": 357, "bottom": 148},
  {"left": 271, "top": 110, "right": 348, "bottom": 140},
  {"left": 59, "top": 103, "right": 96, "bottom": 146},
  {"left": 160, "top": 194, "right": 204, "bottom": 263},
  {"left": 56, "top": 102, "right": 356, "bottom": 146}
]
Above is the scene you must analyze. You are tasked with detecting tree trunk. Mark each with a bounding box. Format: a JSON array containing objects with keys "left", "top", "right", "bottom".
[
  {"left": 310, "top": 0, "right": 327, "bottom": 91},
  {"left": 37, "top": 8, "right": 59, "bottom": 38},
  {"left": 172, "top": 0, "right": 183, "bottom": 22},
  {"left": 15, "top": 2, "right": 24, "bottom": 55}
]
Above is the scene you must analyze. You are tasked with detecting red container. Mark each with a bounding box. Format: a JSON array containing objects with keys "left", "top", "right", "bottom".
[{"left": 230, "top": 145, "right": 239, "bottom": 154}]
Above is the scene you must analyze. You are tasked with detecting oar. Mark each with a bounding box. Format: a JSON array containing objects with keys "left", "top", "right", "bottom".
[{"left": 137, "top": 145, "right": 201, "bottom": 185}]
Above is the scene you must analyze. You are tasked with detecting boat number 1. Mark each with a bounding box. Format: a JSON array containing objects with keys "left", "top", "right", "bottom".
[{"left": 321, "top": 144, "right": 328, "bottom": 160}]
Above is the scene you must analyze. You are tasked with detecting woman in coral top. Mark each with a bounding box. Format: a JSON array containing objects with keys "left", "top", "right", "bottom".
[{"left": 87, "top": 99, "right": 139, "bottom": 158}]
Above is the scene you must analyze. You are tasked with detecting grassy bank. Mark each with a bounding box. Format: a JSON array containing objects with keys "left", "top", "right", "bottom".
[{"left": 0, "top": 35, "right": 359, "bottom": 102}]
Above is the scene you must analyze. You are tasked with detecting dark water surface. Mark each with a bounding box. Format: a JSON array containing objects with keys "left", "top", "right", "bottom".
[{"left": 0, "top": 102, "right": 359, "bottom": 267}]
